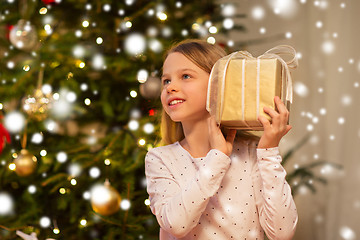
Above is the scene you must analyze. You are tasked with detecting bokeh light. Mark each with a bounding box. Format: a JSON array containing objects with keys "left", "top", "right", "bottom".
[
  {"left": 124, "top": 33, "right": 146, "bottom": 55},
  {"left": 40, "top": 216, "right": 51, "bottom": 228},
  {"left": 56, "top": 151, "right": 68, "bottom": 163},
  {"left": 120, "top": 199, "right": 131, "bottom": 210},
  {"left": 0, "top": 192, "right": 14, "bottom": 216},
  {"left": 4, "top": 111, "right": 26, "bottom": 133},
  {"left": 89, "top": 167, "right": 101, "bottom": 178}
]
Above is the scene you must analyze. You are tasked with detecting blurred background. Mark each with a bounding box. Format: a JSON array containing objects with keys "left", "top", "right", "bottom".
[{"left": 0, "top": 0, "right": 359, "bottom": 239}]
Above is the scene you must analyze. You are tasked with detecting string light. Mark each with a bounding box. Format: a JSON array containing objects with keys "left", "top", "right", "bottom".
[
  {"left": 209, "top": 26, "right": 218, "bottom": 34},
  {"left": 80, "top": 219, "right": 87, "bottom": 226},
  {"left": 8, "top": 163, "right": 16, "bottom": 171},
  {"left": 130, "top": 90, "right": 137, "bottom": 98},
  {"left": 40, "top": 150, "right": 47, "bottom": 157},
  {"left": 157, "top": 12, "right": 167, "bottom": 21},
  {"left": 83, "top": 191, "right": 91, "bottom": 200},
  {"left": 70, "top": 179, "right": 77, "bottom": 185},
  {"left": 79, "top": 61, "right": 85, "bottom": 68},
  {"left": 125, "top": 21, "right": 132, "bottom": 28},
  {"left": 39, "top": 7, "right": 47, "bottom": 15},
  {"left": 82, "top": 20, "right": 90, "bottom": 28},
  {"left": 138, "top": 139, "right": 146, "bottom": 146},
  {"left": 96, "top": 37, "right": 103, "bottom": 44},
  {"left": 207, "top": 37, "right": 216, "bottom": 44},
  {"left": 84, "top": 98, "right": 91, "bottom": 105}
]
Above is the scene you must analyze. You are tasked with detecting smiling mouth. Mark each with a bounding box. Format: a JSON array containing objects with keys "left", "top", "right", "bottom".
[{"left": 169, "top": 99, "right": 185, "bottom": 106}]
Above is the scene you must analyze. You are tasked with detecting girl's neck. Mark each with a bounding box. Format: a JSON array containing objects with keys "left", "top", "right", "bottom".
[{"left": 179, "top": 118, "right": 211, "bottom": 158}]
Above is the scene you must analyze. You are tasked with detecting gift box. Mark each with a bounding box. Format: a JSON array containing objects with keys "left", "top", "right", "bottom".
[{"left": 206, "top": 45, "right": 297, "bottom": 130}]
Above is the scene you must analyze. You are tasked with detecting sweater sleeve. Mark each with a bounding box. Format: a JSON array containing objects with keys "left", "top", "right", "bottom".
[
  {"left": 145, "top": 148, "right": 231, "bottom": 238},
  {"left": 252, "top": 147, "right": 298, "bottom": 240}
]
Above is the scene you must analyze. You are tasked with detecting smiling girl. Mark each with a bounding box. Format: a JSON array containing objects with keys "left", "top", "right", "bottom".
[{"left": 145, "top": 39, "right": 298, "bottom": 240}]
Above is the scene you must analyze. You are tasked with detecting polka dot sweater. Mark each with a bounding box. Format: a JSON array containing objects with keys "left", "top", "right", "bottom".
[{"left": 145, "top": 140, "right": 298, "bottom": 240}]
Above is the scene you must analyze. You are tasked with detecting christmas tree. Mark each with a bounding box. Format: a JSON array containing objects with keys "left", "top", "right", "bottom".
[{"left": 0, "top": 0, "right": 240, "bottom": 239}]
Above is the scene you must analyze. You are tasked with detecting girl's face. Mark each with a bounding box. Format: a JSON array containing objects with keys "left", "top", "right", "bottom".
[{"left": 161, "top": 52, "right": 210, "bottom": 123}]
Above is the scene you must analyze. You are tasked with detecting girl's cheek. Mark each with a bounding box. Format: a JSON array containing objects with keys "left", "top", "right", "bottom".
[{"left": 160, "top": 92, "right": 167, "bottom": 107}]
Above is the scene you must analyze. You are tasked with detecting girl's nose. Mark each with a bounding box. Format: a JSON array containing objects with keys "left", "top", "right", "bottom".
[{"left": 166, "top": 81, "right": 178, "bottom": 93}]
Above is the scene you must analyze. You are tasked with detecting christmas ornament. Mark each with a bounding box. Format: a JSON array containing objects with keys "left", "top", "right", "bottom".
[
  {"left": 0, "top": 118, "right": 11, "bottom": 154},
  {"left": 23, "top": 88, "right": 53, "bottom": 121},
  {"left": 139, "top": 76, "right": 161, "bottom": 99},
  {"left": 13, "top": 149, "right": 37, "bottom": 177},
  {"left": 41, "top": 0, "right": 56, "bottom": 4},
  {"left": 9, "top": 19, "right": 38, "bottom": 51},
  {"left": 90, "top": 180, "right": 121, "bottom": 216},
  {"left": 80, "top": 122, "right": 108, "bottom": 152},
  {"left": 22, "top": 69, "right": 53, "bottom": 121}
]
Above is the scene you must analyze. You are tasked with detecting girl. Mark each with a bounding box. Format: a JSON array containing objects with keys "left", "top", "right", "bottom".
[{"left": 145, "top": 39, "right": 298, "bottom": 240}]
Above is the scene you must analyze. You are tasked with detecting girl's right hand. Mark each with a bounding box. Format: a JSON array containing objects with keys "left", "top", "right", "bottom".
[{"left": 207, "top": 116, "right": 237, "bottom": 156}]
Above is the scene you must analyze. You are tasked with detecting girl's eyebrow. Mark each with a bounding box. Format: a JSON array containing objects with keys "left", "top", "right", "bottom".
[{"left": 162, "top": 68, "right": 197, "bottom": 78}]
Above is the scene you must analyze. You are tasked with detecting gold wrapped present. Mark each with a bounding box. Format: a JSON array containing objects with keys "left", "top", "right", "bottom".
[{"left": 206, "top": 45, "right": 298, "bottom": 130}]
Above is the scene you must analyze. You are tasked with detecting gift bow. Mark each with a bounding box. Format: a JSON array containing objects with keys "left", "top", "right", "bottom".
[{"left": 221, "top": 45, "right": 298, "bottom": 104}]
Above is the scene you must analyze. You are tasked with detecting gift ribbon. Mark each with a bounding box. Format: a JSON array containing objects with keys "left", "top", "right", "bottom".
[{"left": 207, "top": 45, "right": 297, "bottom": 127}]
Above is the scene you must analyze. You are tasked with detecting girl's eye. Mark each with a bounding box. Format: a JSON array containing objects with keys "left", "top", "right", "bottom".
[
  {"left": 163, "top": 79, "right": 171, "bottom": 85},
  {"left": 183, "top": 74, "right": 190, "bottom": 79}
]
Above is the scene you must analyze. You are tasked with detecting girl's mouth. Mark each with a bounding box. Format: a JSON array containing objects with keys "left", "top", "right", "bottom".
[{"left": 169, "top": 99, "right": 185, "bottom": 106}]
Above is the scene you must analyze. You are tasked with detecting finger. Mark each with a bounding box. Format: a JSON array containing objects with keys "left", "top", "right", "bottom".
[
  {"left": 263, "top": 107, "right": 281, "bottom": 128},
  {"left": 226, "top": 129, "right": 237, "bottom": 144},
  {"left": 274, "top": 97, "right": 290, "bottom": 126},
  {"left": 274, "top": 96, "right": 288, "bottom": 115},
  {"left": 258, "top": 115, "right": 271, "bottom": 130},
  {"left": 263, "top": 106, "right": 279, "bottom": 119}
]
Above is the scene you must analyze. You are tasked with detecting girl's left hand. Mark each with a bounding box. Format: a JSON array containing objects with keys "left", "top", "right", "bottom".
[{"left": 257, "top": 96, "right": 292, "bottom": 149}]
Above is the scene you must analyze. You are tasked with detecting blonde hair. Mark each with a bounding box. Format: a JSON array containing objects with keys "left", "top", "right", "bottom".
[{"left": 159, "top": 39, "right": 259, "bottom": 146}]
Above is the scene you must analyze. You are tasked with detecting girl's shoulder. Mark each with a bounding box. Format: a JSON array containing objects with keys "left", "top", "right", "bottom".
[{"left": 146, "top": 141, "right": 181, "bottom": 159}]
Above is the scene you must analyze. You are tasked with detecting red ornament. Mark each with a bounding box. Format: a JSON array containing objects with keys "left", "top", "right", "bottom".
[
  {"left": 217, "top": 42, "right": 226, "bottom": 49},
  {"left": 6, "top": 24, "right": 14, "bottom": 40},
  {"left": 42, "top": 0, "right": 56, "bottom": 4},
  {"left": 0, "top": 122, "right": 11, "bottom": 154},
  {"left": 149, "top": 109, "right": 155, "bottom": 116}
]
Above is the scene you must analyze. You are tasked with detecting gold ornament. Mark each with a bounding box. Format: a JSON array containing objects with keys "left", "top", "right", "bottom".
[
  {"left": 90, "top": 180, "right": 121, "bottom": 216},
  {"left": 13, "top": 149, "right": 37, "bottom": 176},
  {"left": 22, "top": 88, "right": 53, "bottom": 121}
]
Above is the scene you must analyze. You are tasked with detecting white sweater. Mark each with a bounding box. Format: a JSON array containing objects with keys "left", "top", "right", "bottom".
[{"left": 145, "top": 140, "right": 298, "bottom": 240}]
